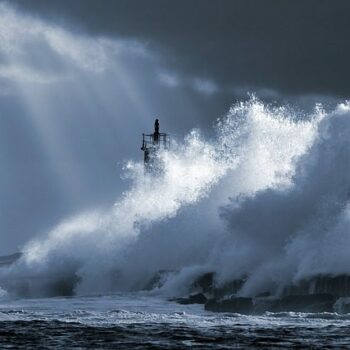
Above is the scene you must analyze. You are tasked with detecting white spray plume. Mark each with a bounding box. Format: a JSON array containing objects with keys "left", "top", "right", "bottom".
[{"left": 2, "top": 97, "right": 349, "bottom": 298}]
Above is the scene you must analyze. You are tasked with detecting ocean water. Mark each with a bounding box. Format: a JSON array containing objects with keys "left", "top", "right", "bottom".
[{"left": 1, "top": 293, "right": 350, "bottom": 349}]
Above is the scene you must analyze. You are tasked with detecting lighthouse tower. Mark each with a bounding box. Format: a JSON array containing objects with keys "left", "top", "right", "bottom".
[{"left": 141, "top": 119, "right": 170, "bottom": 172}]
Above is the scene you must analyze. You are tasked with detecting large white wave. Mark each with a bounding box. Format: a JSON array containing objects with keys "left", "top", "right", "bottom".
[
  {"left": 213, "top": 101, "right": 350, "bottom": 296},
  {"left": 4, "top": 97, "right": 349, "bottom": 298}
]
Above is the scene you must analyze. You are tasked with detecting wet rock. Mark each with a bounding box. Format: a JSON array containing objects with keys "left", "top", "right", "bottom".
[
  {"left": 271, "top": 293, "right": 336, "bottom": 313},
  {"left": 192, "top": 273, "right": 214, "bottom": 294},
  {"left": 143, "top": 270, "right": 173, "bottom": 290},
  {"left": 3, "top": 273, "right": 81, "bottom": 298},
  {"left": 212, "top": 279, "right": 245, "bottom": 300},
  {"left": 204, "top": 294, "right": 338, "bottom": 314},
  {"left": 174, "top": 293, "right": 208, "bottom": 305},
  {"left": 205, "top": 297, "right": 253, "bottom": 314},
  {"left": 255, "top": 291, "right": 271, "bottom": 298},
  {"left": 283, "top": 275, "right": 350, "bottom": 297},
  {"left": 252, "top": 297, "right": 277, "bottom": 314},
  {"left": 191, "top": 273, "right": 245, "bottom": 299}
]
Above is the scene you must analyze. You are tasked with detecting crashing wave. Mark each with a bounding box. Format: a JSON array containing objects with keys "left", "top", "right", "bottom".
[{"left": 1, "top": 98, "right": 349, "bottom": 305}]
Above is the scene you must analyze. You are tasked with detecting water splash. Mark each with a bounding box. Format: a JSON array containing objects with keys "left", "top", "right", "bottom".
[{"left": 2, "top": 97, "right": 349, "bottom": 298}]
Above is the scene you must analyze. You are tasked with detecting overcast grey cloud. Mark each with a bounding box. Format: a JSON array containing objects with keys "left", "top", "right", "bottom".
[{"left": 11, "top": 0, "right": 350, "bottom": 98}]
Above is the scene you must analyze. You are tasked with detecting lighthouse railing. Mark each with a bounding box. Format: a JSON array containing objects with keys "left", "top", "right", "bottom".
[{"left": 141, "top": 133, "right": 170, "bottom": 150}]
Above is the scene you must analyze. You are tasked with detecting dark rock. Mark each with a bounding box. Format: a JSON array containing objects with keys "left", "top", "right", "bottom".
[
  {"left": 205, "top": 297, "right": 253, "bottom": 314},
  {"left": 212, "top": 279, "right": 245, "bottom": 299},
  {"left": 191, "top": 273, "right": 245, "bottom": 299},
  {"left": 283, "top": 275, "right": 350, "bottom": 297},
  {"left": 174, "top": 293, "right": 208, "bottom": 305},
  {"left": 143, "top": 270, "right": 173, "bottom": 290},
  {"left": 3, "top": 273, "right": 81, "bottom": 298},
  {"left": 192, "top": 273, "right": 214, "bottom": 293},
  {"left": 205, "top": 294, "right": 338, "bottom": 314},
  {"left": 271, "top": 293, "right": 336, "bottom": 313},
  {"left": 252, "top": 297, "right": 277, "bottom": 314},
  {"left": 255, "top": 291, "right": 271, "bottom": 298}
]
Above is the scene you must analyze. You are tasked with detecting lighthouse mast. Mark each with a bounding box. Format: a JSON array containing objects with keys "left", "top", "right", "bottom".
[{"left": 141, "top": 119, "right": 170, "bottom": 172}]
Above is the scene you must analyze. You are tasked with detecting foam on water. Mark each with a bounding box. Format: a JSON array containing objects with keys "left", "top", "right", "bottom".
[
  {"left": 1, "top": 294, "right": 350, "bottom": 327},
  {"left": 1, "top": 294, "right": 350, "bottom": 349}
]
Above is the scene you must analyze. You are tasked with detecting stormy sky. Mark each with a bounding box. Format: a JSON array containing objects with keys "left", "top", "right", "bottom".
[
  {"left": 13, "top": 0, "right": 350, "bottom": 98},
  {"left": 1, "top": 0, "right": 350, "bottom": 254}
]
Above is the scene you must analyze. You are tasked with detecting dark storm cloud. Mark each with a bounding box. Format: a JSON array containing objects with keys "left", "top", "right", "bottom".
[{"left": 11, "top": 0, "right": 350, "bottom": 98}]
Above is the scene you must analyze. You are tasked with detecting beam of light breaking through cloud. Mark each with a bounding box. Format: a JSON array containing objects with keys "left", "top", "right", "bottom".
[{"left": 0, "top": 2, "right": 206, "bottom": 253}]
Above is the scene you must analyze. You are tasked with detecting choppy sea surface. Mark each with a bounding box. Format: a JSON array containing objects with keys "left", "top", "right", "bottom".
[{"left": 0, "top": 293, "right": 350, "bottom": 349}]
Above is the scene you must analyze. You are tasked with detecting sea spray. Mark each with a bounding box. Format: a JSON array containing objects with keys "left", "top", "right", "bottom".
[
  {"left": 1, "top": 97, "right": 339, "bottom": 298},
  {"left": 211, "top": 101, "right": 350, "bottom": 297},
  {"left": 0, "top": 122, "right": 236, "bottom": 295}
]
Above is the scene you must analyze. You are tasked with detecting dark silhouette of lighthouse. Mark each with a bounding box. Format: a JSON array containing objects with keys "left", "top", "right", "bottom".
[{"left": 141, "top": 118, "right": 170, "bottom": 172}]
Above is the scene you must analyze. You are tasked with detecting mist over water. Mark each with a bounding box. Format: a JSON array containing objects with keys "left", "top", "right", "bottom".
[{"left": 2, "top": 96, "right": 349, "bottom": 299}]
